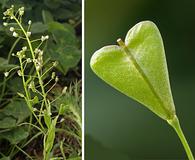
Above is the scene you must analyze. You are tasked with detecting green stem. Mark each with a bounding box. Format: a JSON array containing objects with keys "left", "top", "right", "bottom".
[
  {"left": 167, "top": 115, "right": 194, "bottom": 160},
  {"left": 14, "top": 16, "right": 49, "bottom": 118},
  {"left": 18, "top": 57, "right": 44, "bottom": 131}
]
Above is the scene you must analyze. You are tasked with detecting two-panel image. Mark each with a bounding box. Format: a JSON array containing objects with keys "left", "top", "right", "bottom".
[{"left": 0, "top": 0, "right": 194, "bottom": 160}]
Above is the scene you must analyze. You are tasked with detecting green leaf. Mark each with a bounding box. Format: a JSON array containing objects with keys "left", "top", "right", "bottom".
[
  {"left": 31, "top": 22, "right": 48, "bottom": 34},
  {"left": 48, "top": 45, "right": 80, "bottom": 74},
  {"left": 8, "top": 77, "right": 24, "bottom": 94},
  {"left": 3, "top": 100, "right": 31, "bottom": 123},
  {"left": 0, "top": 157, "right": 10, "bottom": 160},
  {"left": 46, "top": 21, "right": 80, "bottom": 74},
  {"left": 42, "top": 10, "right": 54, "bottom": 24},
  {"left": 43, "top": 110, "right": 51, "bottom": 129},
  {"left": 0, "top": 127, "right": 29, "bottom": 144},
  {"left": 90, "top": 21, "right": 175, "bottom": 120},
  {"left": 47, "top": 21, "right": 77, "bottom": 45},
  {"left": 0, "top": 117, "right": 17, "bottom": 129},
  {"left": 44, "top": 116, "right": 58, "bottom": 159},
  {"left": 59, "top": 104, "right": 67, "bottom": 115},
  {"left": 0, "top": 57, "right": 17, "bottom": 71}
]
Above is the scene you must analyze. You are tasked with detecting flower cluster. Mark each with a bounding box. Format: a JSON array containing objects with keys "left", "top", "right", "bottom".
[{"left": 34, "top": 48, "right": 43, "bottom": 71}]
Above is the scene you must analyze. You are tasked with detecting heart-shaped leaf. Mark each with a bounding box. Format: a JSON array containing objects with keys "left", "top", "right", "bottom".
[{"left": 90, "top": 21, "right": 176, "bottom": 120}]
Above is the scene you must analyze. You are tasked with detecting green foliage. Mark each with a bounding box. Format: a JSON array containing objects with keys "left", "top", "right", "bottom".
[
  {"left": 0, "top": 57, "right": 17, "bottom": 71},
  {"left": 0, "top": 0, "right": 81, "bottom": 75},
  {"left": 47, "top": 21, "right": 80, "bottom": 74},
  {"left": 0, "top": 127, "right": 29, "bottom": 144},
  {"left": 0, "top": 1, "right": 81, "bottom": 159},
  {"left": 44, "top": 116, "right": 58, "bottom": 159}
]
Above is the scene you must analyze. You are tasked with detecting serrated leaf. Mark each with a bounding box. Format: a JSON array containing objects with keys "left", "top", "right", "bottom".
[{"left": 90, "top": 21, "right": 175, "bottom": 120}]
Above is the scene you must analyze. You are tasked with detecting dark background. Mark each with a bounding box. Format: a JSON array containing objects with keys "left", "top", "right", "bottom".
[{"left": 85, "top": 0, "right": 195, "bottom": 159}]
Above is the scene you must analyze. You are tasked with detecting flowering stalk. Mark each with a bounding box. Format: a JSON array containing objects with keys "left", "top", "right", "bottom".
[{"left": 3, "top": 5, "right": 59, "bottom": 159}]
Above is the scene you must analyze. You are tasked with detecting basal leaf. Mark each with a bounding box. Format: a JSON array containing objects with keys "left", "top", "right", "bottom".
[
  {"left": 90, "top": 21, "right": 175, "bottom": 120},
  {"left": 0, "top": 157, "right": 10, "bottom": 160},
  {"left": 0, "top": 57, "right": 17, "bottom": 71},
  {"left": 3, "top": 100, "right": 31, "bottom": 123},
  {"left": 46, "top": 21, "right": 80, "bottom": 74},
  {"left": 0, "top": 127, "right": 29, "bottom": 144},
  {"left": 0, "top": 117, "right": 16, "bottom": 129}
]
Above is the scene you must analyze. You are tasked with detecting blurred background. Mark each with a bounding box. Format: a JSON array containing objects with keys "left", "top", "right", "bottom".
[{"left": 85, "top": 0, "right": 195, "bottom": 159}]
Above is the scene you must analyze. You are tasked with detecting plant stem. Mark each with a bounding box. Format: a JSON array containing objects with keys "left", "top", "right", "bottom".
[
  {"left": 167, "top": 115, "right": 194, "bottom": 160},
  {"left": 14, "top": 16, "right": 49, "bottom": 120}
]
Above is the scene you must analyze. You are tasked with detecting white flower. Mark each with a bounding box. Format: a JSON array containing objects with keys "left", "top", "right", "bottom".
[
  {"left": 19, "top": 10, "right": 24, "bottom": 16},
  {"left": 41, "top": 35, "right": 49, "bottom": 41},
  {"left": 19, "top": 7, "right": 24, "bottom": 16},
  {"left": 4, "top": 72, "right": 9, "bottom": 77},
  {"left": 26, "top": 32, "right": 31, "bottom": 37},
  {"left": 34, "top": 48, "right": 39, "bottom": 54},
  {"left": 17, "top": 70, "right": 22, "bottom": 76},
  {"left": 13, "top": 32, "right": 18, "bottom": 37},
  {"left": 28, "top": 20, "right": 32, "bottom": 25},
  {"left": 11, "top": 53, "right": 15, "bottom": 56},
  {"left": 62, "top": 86, "right": 67, "bottom": 94},
  {"left": 27, "top": 58, "right": 32, "bottom": 63},
  {"left": 22, "top": 46, "right": 27, "bottom": 51},
  {"left": 9, "top": 27, "right": 14, "bottom": 32},
  {"left": 16, "top": 51, "right": 21, "bottom": 57},
  {"left": 55, "top": 76, "right": 59, "bottom": 82},
  {"left": 3, "top": 22, "right": 8, "bottom": 26},
  {"left": 39, "top": 50, "right": 43, "bottom": 56},
  {"left": 51, "top": 72, "right": 56, "bottom": 79},
  {"left": 36, "top": 65, "right": 41, "bottom": 71},
  {"left": 60, "top": 118, "right": 65, "bottom": 123},
  {"left": 33, "top": 107, "right": 38, "bottom": 112}
]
